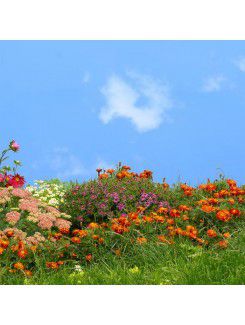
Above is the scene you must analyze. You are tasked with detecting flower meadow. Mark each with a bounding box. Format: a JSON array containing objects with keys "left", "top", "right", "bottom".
[{"left": 0, "top": 140, "right": 244, "bottom": 284}]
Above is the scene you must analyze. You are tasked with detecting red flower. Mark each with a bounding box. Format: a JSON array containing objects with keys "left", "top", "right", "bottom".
[{"left": 8, "top": 174, "right": 25, "bottom": 188}]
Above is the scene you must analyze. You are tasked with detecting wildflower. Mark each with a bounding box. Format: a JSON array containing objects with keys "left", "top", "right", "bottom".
[
  {"left": 74, "top": 264, "right": 84, "bottom": 273},
  {"left": 88, "top": 222, "right": 99, "bottom": 229},
  {"left": 230, "top": 209, "right": 241, "bottom": 216},
  {"left": 8, "top": 174, "right": 25, "bottom": 188},
  {"left": 24, "top": 270, "right": 33, "bottom": 277},
  {"left": 99, "top": 173, "right": 108, "bottom": 180},
  {"left": 201, "top": 205, "right": 216, "bottom": 213},
  {"left": 129, "top": 266, "right": 140, "bottom": 274},
  {"left": 6, "top": 211, "right": 20, "bottom": 225},
  {"left": 85, "top": 254, "right": 92, "bottom": 262},
  {"left": 71, "top": 236, "right": 81, "bottom": 244},
  {"left": 218, "top": 240, "right": 228, "bottom": 249},
  {"left": 0, "top": 247, "right": 4, "bottom": 255},
  {"left": 18, "top": 249, "right": 28, "bottom": 259},
  {"left": 170, "top": 209, "right": 180, "bottom": 218},
  {"left": 137, "top": 237, "right": 147, "bottom": 244},
  {"left": 9, "top": 140, "right": 20, "bottom": 152},
  {"left": 207, "top": 229, "right": 217, "bottom": 238},
  {"left": 216, "top": 209, "right": 231, "bottom": 222},
  {"left": 14, "top": 262, "right": 25, "bottom": 270},
  {"left": 46, "top": 262, "right": 59, "bottom": 269},
  {"left": 223, "top": 232, "right": 231, "bottom": 238}
]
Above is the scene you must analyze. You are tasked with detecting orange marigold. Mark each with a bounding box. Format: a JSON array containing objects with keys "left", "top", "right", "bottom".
[{"left": 216, "top": 209, "right": 231, "bottom": 222}]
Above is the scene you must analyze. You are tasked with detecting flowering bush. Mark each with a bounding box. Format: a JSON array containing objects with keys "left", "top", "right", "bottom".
[
  {"left": 60, "top": 164, "right": 171, "bottom": 226},
  {"left": 0, "top": 186, "right": 72, "bottom": 275},
  {"left": 0, "top": 140, "right": 25, "bottom": 188},
  {"left": 26, "top": 179, "right": 69, "bottom": 208}
]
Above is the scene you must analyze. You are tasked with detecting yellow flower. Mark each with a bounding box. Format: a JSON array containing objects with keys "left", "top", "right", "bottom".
[{"left": 129, "top": 266, "right": 140, "bottom": 274}]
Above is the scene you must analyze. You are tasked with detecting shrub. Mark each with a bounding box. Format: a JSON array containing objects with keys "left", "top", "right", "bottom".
[
  {"left": 0, "top": 186, "right": 72, "bottom": 274},
  {"left": 60, "top": 165, "right": 171, "bottom": 226}
]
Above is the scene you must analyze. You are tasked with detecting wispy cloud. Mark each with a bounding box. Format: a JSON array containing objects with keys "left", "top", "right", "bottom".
[
  {"left": 99, "top": 72, "right": 172, "bottom": 133},
  {"left": 48, "top": 148, "right": 115, "bottom": 180},
  {"left": 49, "top": 147, "right": 88, "bottom": 179},
  {"left": 235, "top": 57, "right": 245, "bottom": 72},
  {"left": 202, "top": 75, "right": 226, "bottom": 92}
]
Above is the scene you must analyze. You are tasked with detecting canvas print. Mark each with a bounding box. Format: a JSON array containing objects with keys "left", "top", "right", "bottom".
[{"left": 0, "top": 41, "right": 244, "bottom": 285}]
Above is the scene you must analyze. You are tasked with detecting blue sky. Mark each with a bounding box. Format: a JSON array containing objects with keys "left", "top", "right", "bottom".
[{"left": 0, "top": 41, "right": 244, "bottom": 185}]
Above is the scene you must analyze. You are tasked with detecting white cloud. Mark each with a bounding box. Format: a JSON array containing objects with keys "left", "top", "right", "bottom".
[
  {"left": 202, "top": 75, "right": 225, "bottom": 92},
  {"left": 99, "top": 73, "right": 172, "bottom": 132},
  {"left": 235, "top": 57, "right": 245, "bottom": 72}
]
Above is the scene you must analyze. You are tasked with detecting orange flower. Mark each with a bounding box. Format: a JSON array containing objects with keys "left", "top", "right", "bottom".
[
  {"left": 24, "top": 270, "right": 33, "bottom": 277},
  {"left": 71, "top": 236, "right": 81, "bottom": 244},
  {"left": 128, "top": 212, "right": 139, "bottom": 220},
  {"left": 99, "top": 173, "right": 108, "bottom": 180},
  {"left": 216, "top": 209, "right": 231, "bottom": 222},
  {"left": 154, "top": 215, "right": 165, "bottom": 223},
  {"left": 60, "top": 228, "right": 70, "bottom": 234},
  {"left": 53, "top": 232, "right": 63, "bottom": 240},
  {"left": 0, "top": 239, "right": 9, "bottom": 249},
  {"left": 137, "top": 237, "right": 147, "bottom": 244},
  {"left": 86, "top": 254, "right": 92, "bottom": 262},
  {"left": 182, "top": 215, "right": 189, "bottom": 221},
  {"left": 218, "top": 240, "right": 228, "bottom": 249},
  {"left": 0, "top": 247, "right": 4, "bottom": 255},
  {"left": 18, "top": 249, "right": 28, "bottom": 259},
  {"left": 163, "top": 182, "right": 169, "bottom": 190},
  {"left": 98, "top": 237, "right": 104, "bottom": 244},
  {"left": 117, "top": 216, "right": 131, "bottom": 227},
  {"left": 166, "top": 218, "right": 174, "bottom": 225},
  {"left": 207, "top": 229, "right": 217, "bottom": 238},
  {"left": 157, "top": 207, "right": 168, "bottom": 214},
  {"left": 5, "top": 230, "right": 14, "bottom": 237},
  {"left": 228, "top": 198, "right": 235, "bottom": 205},
  {"left": 11, "top": 244, "right": 18, "bottom": 252},
  {"left": 107, "top": 169, "right": 115, "bottom": 174},
  {"left": 143, "top": 216, "right": 154, "bottom": 223},
  {"left": 179, "top": 205, "right": 191, "bottom": 212},
  {"left": 223, "top": 232, "right": 231, "bottom": 238},
  {"left": 30, "top": 245, "right": 37, "bottom": 252},
  {"left": 201, "top": 205, "right": 216, "bottom": 213},
  {"left": 230, "top": 209, "right": 241, "bottom": 216},
  {"left": 14, "top": 262, "right": 25, "bottom": 270},
  {"left": 88, "top": 222, "right": 100, "bottom": 229},
  {"left": 170, "top": 209, "right": 180, "bottom": 218},
  {"left": 46, "top": 262, "right": 59, "bottom": 269},
  {"left": 227, "top": 179, "right": 237, "bottom": 187},
  {"left": 111, "top": 224, "right": 129, "bottom": 234}
]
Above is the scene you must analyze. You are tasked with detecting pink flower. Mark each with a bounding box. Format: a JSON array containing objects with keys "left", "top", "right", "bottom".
[
  {"left": 9, "top": 140, "right": 20, "bottom": 152},
  {"left": 55, "top": 218, "right": 72, "bottom": 231},
  {"left": 37, "top": 215, "right": 53, "bottom": 230},
  {"left": 6, "top": 211, "right": 21, "bottom": 225},
  {"left": 12, "top": 188, "right": 30, "bottom": 198}
]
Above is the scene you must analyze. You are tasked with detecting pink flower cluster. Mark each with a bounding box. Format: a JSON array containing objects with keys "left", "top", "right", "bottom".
[{"left": 5, "top": 211, "right": 21, "bottom": 225}]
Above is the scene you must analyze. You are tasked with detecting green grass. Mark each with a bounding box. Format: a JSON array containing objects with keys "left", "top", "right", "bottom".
[{"left": 1, "top": 230, "right": 244, "bottom": 285}]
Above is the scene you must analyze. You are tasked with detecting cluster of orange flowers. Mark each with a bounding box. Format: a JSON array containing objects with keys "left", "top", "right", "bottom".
[{"left": 96, "top": 165, "right": 153, "bottom": 180}]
